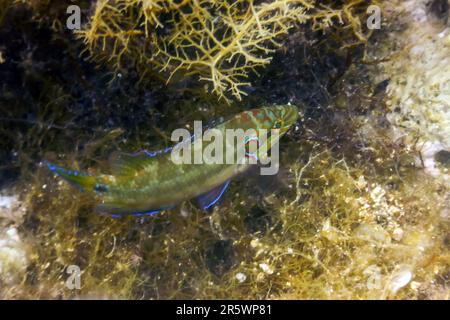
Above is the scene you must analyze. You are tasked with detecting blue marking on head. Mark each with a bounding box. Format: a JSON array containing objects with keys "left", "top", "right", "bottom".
[
  {"left": 46, "top": 161, "right": 68, "bottom": 177},
  {"left": 131, "top": 148, "right": 174, "bottom": 158},
  {"left": 45, "top": 161, "right": 57, "bottom": 172},
  {"left": 244, "top": 136, "right": 259, "bottom": 161}
]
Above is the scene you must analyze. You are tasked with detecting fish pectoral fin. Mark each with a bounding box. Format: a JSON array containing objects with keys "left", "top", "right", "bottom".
[{"left": 196, "top": 180, "right": 231, "bottom": 210}]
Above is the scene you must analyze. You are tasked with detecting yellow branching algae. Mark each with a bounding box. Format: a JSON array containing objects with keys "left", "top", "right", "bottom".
[
  {"left": 154, "top": 0, "right": 313, "bottom": 101},
  {"left": 78, "top": 0, "right": 374, "bottom": 101}
]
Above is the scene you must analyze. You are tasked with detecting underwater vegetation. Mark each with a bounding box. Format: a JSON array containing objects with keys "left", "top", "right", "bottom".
[
  {"left": 8, "top": 115, "right": 449, "bottom": 299},
  {"left": 77, "top": 0, "right": 375, "bottom": 102},
  {"left": 0, "top": 0, "right": 448, "bottom": 300}
]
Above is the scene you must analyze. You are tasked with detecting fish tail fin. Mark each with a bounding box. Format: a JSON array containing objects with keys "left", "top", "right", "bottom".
[{"left": 45, "top": 161, "right": 97, "bottom": 192}]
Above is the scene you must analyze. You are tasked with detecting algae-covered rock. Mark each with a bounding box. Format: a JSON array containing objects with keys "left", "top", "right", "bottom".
[
  {"left": 0, "top": 0, "right": 448, "bottom": 300},
  {"left": 0, "top": 226, "right": 28, "bottom": 289},
  {"left": 382, "top": 0, "right": 450, "bottom": 154}
]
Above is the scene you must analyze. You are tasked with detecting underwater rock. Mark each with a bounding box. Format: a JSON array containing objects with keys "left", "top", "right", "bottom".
[
  {"left": 384, "top": 0, "right": 450, "bottom": 151},
  {"left": 427, "top": 0, "right": 449, "bottom": 30},
  {"left": 205, "top": 240, "right": 236, "bottom": 277},
  {"left": 0, "top": 227, "right": 27, "bottom": 287},
  {"left": 435, "top": 150, "right": 450, "bottom": 168},
  {"left": 0, "top": 195, "right": 17, "bottom": 210},
  {"left": 243, "top": 206, "right": 272, "bottom": 236},
  {"left": 414, "top": 141, "right": 450, "bottom": 181},
  {"left": 354, "top": 223, "right": 391, "bottom": 246},
  {"left": 0, "top": 192, "right": 25, "bottom": 222}
]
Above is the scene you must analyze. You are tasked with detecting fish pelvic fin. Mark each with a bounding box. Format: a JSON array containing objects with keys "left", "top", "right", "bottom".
[
  {"left": 46, "top": 161, "right": 98, "bottom": 192},
  {"left": 197, "top": 180, "right": 231, "bottom": 210}
]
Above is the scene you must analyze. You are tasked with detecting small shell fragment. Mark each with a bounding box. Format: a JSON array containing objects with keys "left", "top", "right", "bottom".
[
  {"left": 392, "top": 228, "right": 404, "bottom": 241},
  {"left": 235, "top": 272, "right": 247, "bottom": 283},
  {"left": 388, "top": 268, "right": 413, "bottom": 295},
  {"left": 259, "top": 263, "right": 274, "bottom": 275}
]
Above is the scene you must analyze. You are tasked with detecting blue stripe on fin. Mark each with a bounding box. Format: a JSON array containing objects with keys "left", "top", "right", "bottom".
[
  {"left": 107, "top": 209, "right": 160, "bottom": 219},
  {"left": 129, "top": 209, "right": 161, "bottom": 217},
  {"left": 105, "top": 204, "right": 176, "bottom": 218},
  {"left": 197, "top": 180, "right": 231, "bottom": 210},
  {"left": 129, "top": 133, "right": 195, "bottom": 161}
]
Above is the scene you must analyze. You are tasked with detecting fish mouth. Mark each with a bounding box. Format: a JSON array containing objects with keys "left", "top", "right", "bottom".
[
  {"left": 282, "top": 105, "right": 299, "bottom": 128},
  {"left": 274, "top": 104, "right": 298, "bottom": 133}
]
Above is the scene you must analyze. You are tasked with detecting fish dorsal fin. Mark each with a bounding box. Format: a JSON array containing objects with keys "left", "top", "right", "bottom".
[
  {"left": 109, "top": 132, "right": 197, "bottom": 176},
  {"left": 197, "top": 180, "right": 231, "bottom": 210},
  {"left": 109, "top": 148, "right": 171, "bottom": 176}
]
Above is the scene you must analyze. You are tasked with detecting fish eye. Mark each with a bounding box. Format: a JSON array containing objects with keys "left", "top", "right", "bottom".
[
  {"left": 274, "top": 120, "right": 284, "bottom": 129},
  {"left": 94, "top": 184, "right": 109, "bottom": 193}
]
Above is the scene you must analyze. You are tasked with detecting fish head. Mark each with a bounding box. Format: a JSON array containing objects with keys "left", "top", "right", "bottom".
[
  {"left": 238, "top": 105, "right": 299, "bottom": 159},
  {"left": 270, "top": 104, "right": 298, "bottom": 133},
  {"left": 254, "top": 104, "right": 299, "bottom": 135}
]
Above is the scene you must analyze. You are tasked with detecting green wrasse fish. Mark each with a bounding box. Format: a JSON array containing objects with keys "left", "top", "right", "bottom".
[{"left": 46, "top": 105, "right": 298, "bottom": 217}]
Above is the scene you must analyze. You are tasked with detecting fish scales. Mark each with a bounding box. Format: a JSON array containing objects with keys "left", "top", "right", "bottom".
[{"left": 46, "top": 105, "right": 299, "bottom": 216}]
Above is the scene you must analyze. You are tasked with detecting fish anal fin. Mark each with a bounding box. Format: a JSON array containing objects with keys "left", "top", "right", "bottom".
[
  {"left": 197, "top": 180, "right": 231, "bottom": 210},
  {"left": 109, "top": 209, "right": 161, "bottom": 218}
]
